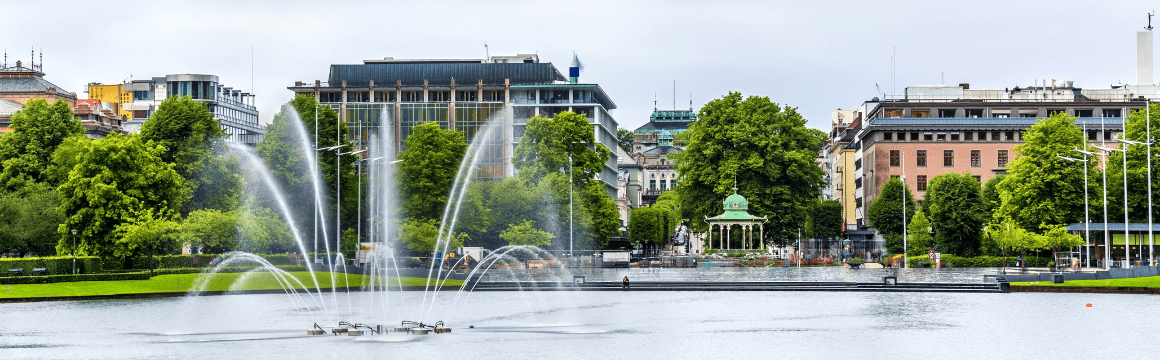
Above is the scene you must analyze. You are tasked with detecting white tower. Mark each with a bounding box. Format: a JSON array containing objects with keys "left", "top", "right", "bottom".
[{"left": 1139, "top": 12, "right": 1154, "bottom": 85}]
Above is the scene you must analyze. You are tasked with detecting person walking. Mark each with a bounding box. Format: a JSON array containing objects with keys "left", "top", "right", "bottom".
[{"left": 622, "top": 276, "right": 630, "bottom": 290}]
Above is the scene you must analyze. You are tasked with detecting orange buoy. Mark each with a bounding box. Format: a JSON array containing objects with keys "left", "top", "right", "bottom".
[{"left": 1085, "top": 302, "right": 1093, "bottom": 308}]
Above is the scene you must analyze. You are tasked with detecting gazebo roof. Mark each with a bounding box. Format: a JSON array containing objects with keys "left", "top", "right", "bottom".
[{"left": 705, "top": 186, "right": 766, "bottom": 223}]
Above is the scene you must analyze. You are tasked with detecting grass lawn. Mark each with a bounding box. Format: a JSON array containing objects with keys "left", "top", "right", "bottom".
[
  {"left": 1013, "top": 276, "right": 1160, "bottom": 288},
  {"left": 0, "top": 272, "right": 463, "bottom": 299}
]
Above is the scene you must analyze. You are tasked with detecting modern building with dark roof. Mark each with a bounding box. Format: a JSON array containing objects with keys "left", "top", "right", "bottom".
[{"left": 288, "top": 54, "right": 622, "bottom": 193}]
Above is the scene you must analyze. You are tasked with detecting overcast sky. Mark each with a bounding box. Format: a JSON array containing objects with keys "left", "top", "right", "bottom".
[{"left": 2, "top": 0, "right": 1157, "bottom": 131}]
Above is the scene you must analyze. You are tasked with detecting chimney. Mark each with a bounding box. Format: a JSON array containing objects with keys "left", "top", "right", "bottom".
[
  {"left": 1139, "top": 28, "right": 1154, "bottom": 85},
  {"left": 959, "top": 83, "right": 970, "bottom": 90}
]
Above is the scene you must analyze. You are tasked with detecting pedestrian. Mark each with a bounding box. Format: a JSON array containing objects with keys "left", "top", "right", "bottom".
[{"left": 622, "top": 275, "right": 630, "bottom": 289}]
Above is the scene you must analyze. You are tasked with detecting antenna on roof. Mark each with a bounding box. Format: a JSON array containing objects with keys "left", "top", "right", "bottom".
[
  {"left": 38, "top": 48, "right": 42, "bottom": 72},
  {"left": 2, "top": 48, "right": 5, "bottom": 68},
  {"left": 1149, "top": 11, "right": 1155, "bottom": 30},
  {"left": 673, "top": 80, "right": 676, "bottom": 110},
  {"left": 689, "top": 92, "right": 693, "bottom": 112},
  {"left": 30, "top": 47, "right": 34, "bottom": 70},
  {"left": 484, "top": 42, "right": 489, "bottom": 61},
  {"left": 654, "top": 93, "right": 657, "bottom": 111}
]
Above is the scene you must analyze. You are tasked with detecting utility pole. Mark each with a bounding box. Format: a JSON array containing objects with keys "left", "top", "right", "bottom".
[{"left": 902, "top": 150, "right": 908, "bottom": 269}]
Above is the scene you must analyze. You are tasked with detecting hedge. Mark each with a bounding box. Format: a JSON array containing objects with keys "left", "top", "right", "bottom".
[
  {"left": 907, "top": 255, "right": 1052, "bottom": 268},
  {"left": 0, "top": 256, "right": 102, "bottom": 275},
  {"left": 0, "top": 272, "right": 151, "bottom": 285},
  {"left": 150, "top": 265, "right": 309, "bottom": 275}
]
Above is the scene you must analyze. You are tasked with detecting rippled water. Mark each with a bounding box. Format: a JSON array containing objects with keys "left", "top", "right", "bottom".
[
  {"left": 2, "top": 288, "right": 1156, "bottom": 359},
  {"left": 484, "top": 266, "right": 1001, "bottom": 283}
]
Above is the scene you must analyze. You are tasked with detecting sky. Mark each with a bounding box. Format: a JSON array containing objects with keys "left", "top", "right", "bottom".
[{"left": 2, "top": 0, "right": 1157, "bottom": 132}]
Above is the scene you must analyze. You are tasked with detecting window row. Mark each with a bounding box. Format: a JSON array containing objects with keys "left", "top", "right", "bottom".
[
  {"left": 882, "top": 108, "right": 1122, "bottom": 118},
  {"left": 882, "top": 130, "right": 1018, "bottom": 142},
  {"left": 889, "top": 149, "right": 1009, "bottom": 168},
  {"left": 908, "top": 174, "right": 984, "bottom": 192}
]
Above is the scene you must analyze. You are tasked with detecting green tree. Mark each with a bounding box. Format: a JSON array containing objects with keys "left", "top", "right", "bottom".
[
  {"left": 980, "top": 174, "right": 1005, "bottom": 217},
  {"left": 182, "top": 209, "right": 239, "bottom": 253},
  {"left": 995, "top": 112, "right": 1088, "bottom": 232},
  {"left": 581, "top": 180, "right": 622, "bottom": 248},
  {"left": 261, "top": 95, "right": 359, "bottom": 252},
  {"left": 867, "top": 177, "right": 916, "bottom": 238},
  {"left": 1105, "top": 103, "right": 1160, "bottom": 222},
  {"left": 140, "top": 96, "right": 241, "bottom": 213},
  {"left": 482, "top": 178, "right": 536, "bottom": 248},
  {"left": 513, "top": 111, "right": 610, "bottom": 186},
  {"left": 673, "top": 92, "right": 825, "bottom": 245},
  {"left": 925, "top": 172, "right": 985, "bottom": 256},
  {"left": 617, "top": 127, "right": 635, "bottom": 152},
  {"left": 401, "top": 218, "right": 463, "bottom": 254},
  {"left": 629, "top": 207, "right": 663, "bottom": 247},
  {"left": 0, "top": 98, "right": 84, "bottom": 191},
  {"left": 987, "top": 218, "right": 1045, "bottom": 272},
  {"left": 812, "top": 199, "right": 843, "bottom": 241},
  {"left": 238, "top": 206, "right": 295, "bottom": 254},
  {"left": 0, "top": 183, "right": 64, "bottom": 256},
  {"left": 112, "top": 209, "right": 183, "bottom": 273},
  {"left": 398, "top": 121, "right": 468, "bottom": 221},
  {"left": 499, "top": 220, "right": 555, "bottom": 247},
  {"left": 906, "top": 211, "right": 933, "bottom": 256},
  {"left": 55, "top": 133, "right": 189, "bottom": 260}
]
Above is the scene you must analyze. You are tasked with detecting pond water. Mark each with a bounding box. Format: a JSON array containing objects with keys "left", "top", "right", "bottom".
[{"left": 2, "top": 275, "right": 1156, "bottom": 359}]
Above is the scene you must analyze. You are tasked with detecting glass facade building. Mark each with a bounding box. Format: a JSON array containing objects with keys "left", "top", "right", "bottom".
[{"left": 289, "top": 55, "right": 621, "bottom": 193}]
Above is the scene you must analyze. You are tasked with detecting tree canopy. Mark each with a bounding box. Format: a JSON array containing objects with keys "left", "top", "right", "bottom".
[
  {"left": 0, "top": 98, "right": 84, "bottom": 191},
  {"left": 867, "top": 177, "right": 916, "bottom": 237},
  {"left": 925, "top": 172, "right": 985, "bottom": 256},
  {"left": 140, "top": 96, "right": 241, "bottom": 213},
  {"left": 512, "top": 111, "right": 610, "bottom": 186},
  {"left": 812, "top": 199, "right": 843, "bottom": 240},
  {"left": 499, "top": 220, "right": 554, "bottom": 247},
  {"left": 673, "top": 92, "right": 825, "bottom": 245},
  {"left": 398, "top": 121, "right": 468, "bottom": 221},
  {"left": 994, "top": 112, "right": 1088, "bottom": 232},
  {"left": 1104, "top": 103, "right": 1160, "bottom": 222},
  {"left": 906, "top": 210, "right": 933, "bottom": 256},
  {"left": 55, "top": 133, "right": 189, "bottom": 259},
  {"left": 616, "top": 127, "right": 634, "bottom": 152}
]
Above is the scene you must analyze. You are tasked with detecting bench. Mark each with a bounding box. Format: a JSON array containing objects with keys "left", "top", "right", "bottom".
[
  {"left": 7, "top": 268, "right": 23, "bottom": 276},
  {"left": 32, "top": 268, "right": 47, "bottom": 275}
]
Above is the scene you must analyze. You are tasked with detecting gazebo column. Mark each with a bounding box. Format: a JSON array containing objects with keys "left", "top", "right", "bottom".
[
  {"left": 727, "top": 224, "right": 731, "bottom": 250},
  {"left": 759, "top": 224, "right": 764, "bottom": 250}
]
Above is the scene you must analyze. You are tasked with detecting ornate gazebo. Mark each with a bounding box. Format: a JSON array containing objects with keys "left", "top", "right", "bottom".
[{"left": 704, "top": 186, "right": 767, "bottom": 251}]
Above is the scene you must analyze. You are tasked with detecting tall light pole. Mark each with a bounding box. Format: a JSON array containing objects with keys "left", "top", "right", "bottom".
[
  {"left": 336, "top": 148, "right": 366, "bottom": 261},
  {"left": 568, "top": 153, "right": 573, "bottom": 258},
  {"left": 1059, "top": 152, "right": 1090, "bottom": 267},
  {"left": 1100, "top": 118, "right": 1110, "bottom": 269},
  {"left": 315, "top": 104, "right": 321, "bottom": 262},
  {"left": 70, "top": 229, "right": 77, "bottom": 274},
  {"left": 1149, "top": 102, "right": 1154, "bottom": 266},
  {"left": 1117, "top": 135, "right": 1152, "bottom": 265},
  {"left": 1095, "top": 143, "right": 1128, "bottom": 268},
  {"left": 901, "top": 150, "right": 908, "bottom": 269}
]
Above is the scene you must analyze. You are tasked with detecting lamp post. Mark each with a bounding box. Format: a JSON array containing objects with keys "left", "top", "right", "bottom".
[
  {"left": 1116, "top": 135, "right": 1152, "bottom": 266},
  {"left": 336, "top": 148, "right": 366, "bottom": 261},
  {"left": 1058, "top": 152, "right": 1090, "bottom": 267},
  {"left": 70, "top": 229, "right": 77, "bottom": 274},
  {"left": 1094, "top": 144, "right": 1128, "bottom": 268},
  {"left": 901, "top": 150, "right": 908, "bottom": 269},
  {"left": 569, "top": 154, "right": 574, "bottom": 259}
]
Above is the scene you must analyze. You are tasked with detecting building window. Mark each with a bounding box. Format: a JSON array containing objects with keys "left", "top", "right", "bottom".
[
  {"left": 992, "top": 131, "right": 1001, "bottom": 141},
  {"left": 890, "top": 150, "right": 900, "bottom": 167},
  {"left": 917, "top": 175, "right": 928, "bottom": 191},
  {"left": 998, "top": 150, "right": 1009, "bottom": 167},
  {"left": 965, "top": 109, "right": 983, "bottom": 118},
  {"left": 965, "top": 132, "right": 973, "bottom": 141},
  {"left": 1088, "top": 131, "right": 1097, "bottom": 141},
  {"left": 970, "top": 150, "right": 981, "bottom": 167},
  {"left": 891, "top": 175, "right": 900, "bottom": 179},
  {"left": 1076, "top": 109, "right": 1093, "bottom": 117},
  {"left": 1006, "top": 131, "right": 1015, "bottom": 141},
  {"left": 910, "top": 132, "right": 919, "bottom": 141},
  {"left": 916, "top": 150, "right": 927, "bottom": 167},
  {"left": 897, "top": 132, "right": 906, "bottom": 141},
  {"left": 650, "top": 180, "right": 656, "bottom": 191},
  {"left": 943, "top": 150, "right": 954, "bottom": 167},
  {"left": 938, "top": 109, "right": 956, "bottom": 117},
  {"left": 1103, "top": 109, "right": 1122, "bottom": 117},
  {"left": 950, "top": 133, "right": 960, "bottom": 141},
  {"left": 924, "top": 133, "right": 933, "bottom": 141},
  {"left": 979, "top": 131, "right": 988, "bottom": 141},
  {"left": 884, "top": 132, "right": 893, "bottom": 141},
  {"left": 973, "top": 175, "right": 982, "bottom": 183},
  {"left": 912, "top": 110, "right": 930, "bottom": 118},
  {"left": 936, "top": 133, "right": 946, "bottom": 141},
  {"left": 885, "top": 109, "right": 902, "bottom": 118}
]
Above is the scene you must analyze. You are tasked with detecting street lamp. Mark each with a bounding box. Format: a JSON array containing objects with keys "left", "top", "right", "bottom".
[
  {"left": 1116, "top": 134, "right": 1153, "bottom": 266},
  {"left": 1094, "top": 143, "right": 1128, "bottom": 269},
  {"left": 70, "top": 229, "right": 77, "bottom": 274},
  {"left": 336, "top": 148, "right": 366, "bottom": 261},
  {"left": 901, "top": 150, "right": 908, "bottom": 269},
  {"left": 1058, "top": 152, "right": 1090, "bottom": 267},
  {"left": 569, "top": 153, "right": 573, "bottom": 259}
]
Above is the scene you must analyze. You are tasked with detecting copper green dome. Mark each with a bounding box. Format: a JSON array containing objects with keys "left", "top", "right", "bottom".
[{"left": 723, "top": 187, "right": 747, "bottom": 211}]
